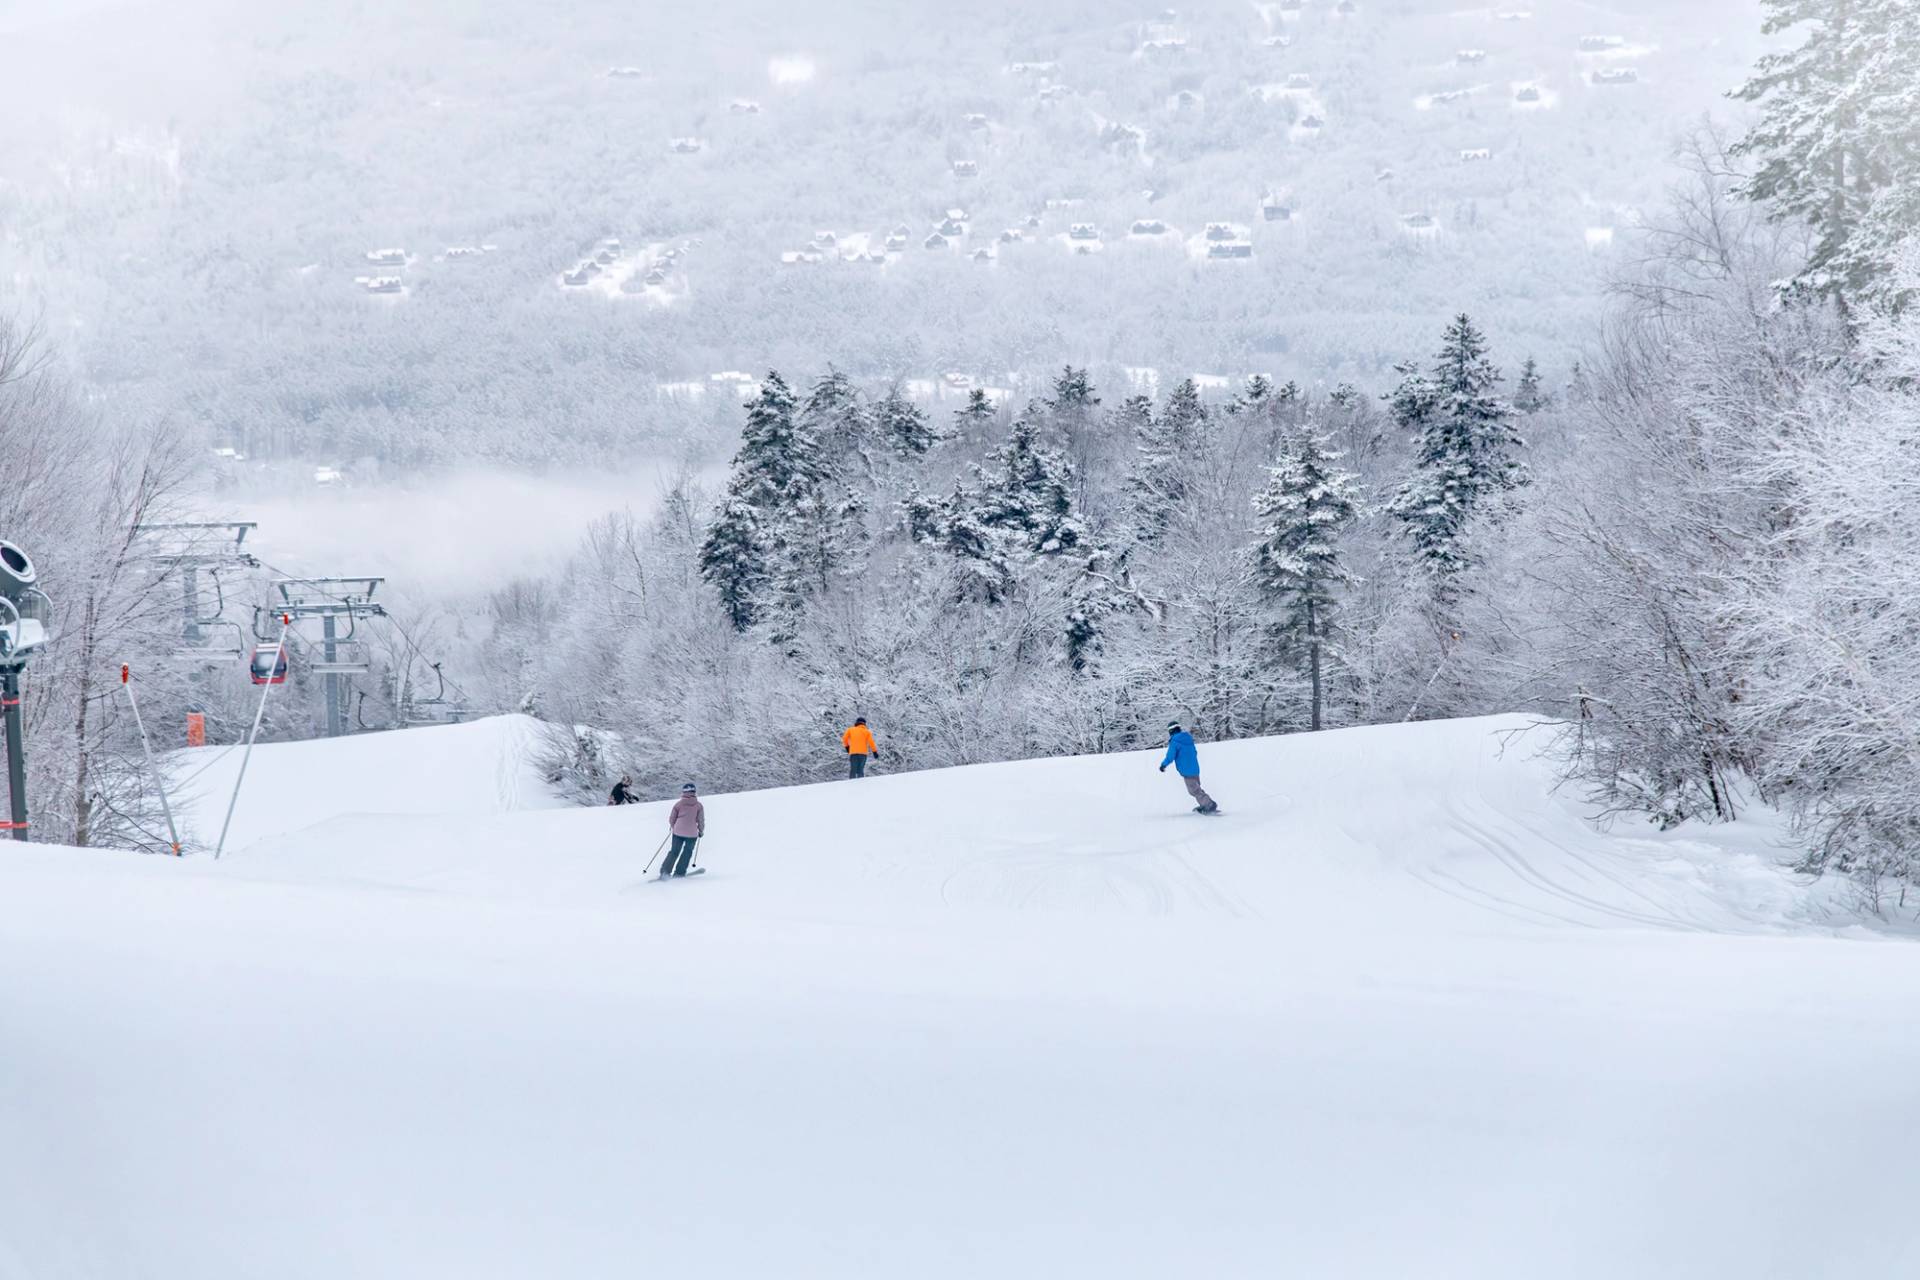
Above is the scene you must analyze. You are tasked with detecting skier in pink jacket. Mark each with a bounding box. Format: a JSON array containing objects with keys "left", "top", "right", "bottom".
[{"left": 661, "top": 782, "right": 705, "bottom": 878}]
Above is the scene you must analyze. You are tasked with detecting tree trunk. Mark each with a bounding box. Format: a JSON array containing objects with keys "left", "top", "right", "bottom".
[
  {"left": 1307, "top": 599, "right": 1323, "bottom": 732},
  {"left": 71, "top": 594, "right": 98, "bottom": 846}
]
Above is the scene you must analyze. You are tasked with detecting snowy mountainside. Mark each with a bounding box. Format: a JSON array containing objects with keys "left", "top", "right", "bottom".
[{"left": 4, "top": 714, "right": 1918, "bottom": 1278}]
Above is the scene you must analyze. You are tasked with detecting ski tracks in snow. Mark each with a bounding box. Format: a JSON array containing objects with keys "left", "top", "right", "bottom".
[{"left": 937, "top": 833, "right": 1254, "bottom": 920}]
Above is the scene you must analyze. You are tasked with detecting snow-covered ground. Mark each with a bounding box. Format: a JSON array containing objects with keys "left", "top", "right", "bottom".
[{"left": 4, "top": 714, "right": 1920, "bottom": 1277}]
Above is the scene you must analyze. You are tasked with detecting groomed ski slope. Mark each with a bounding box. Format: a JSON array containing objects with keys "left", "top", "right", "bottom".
[{"left": 3, "top": 714, "right": 1918, "bottom": 1278}]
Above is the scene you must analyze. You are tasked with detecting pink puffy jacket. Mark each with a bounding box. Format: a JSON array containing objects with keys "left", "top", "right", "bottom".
[{"left": 669, "top": 795, "right": 705, "bottom": 838}]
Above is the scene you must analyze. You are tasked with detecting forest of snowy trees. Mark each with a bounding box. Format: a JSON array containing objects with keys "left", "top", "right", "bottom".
[{"left": 7, "top": 0, "right": 1920, "bottom": 903}]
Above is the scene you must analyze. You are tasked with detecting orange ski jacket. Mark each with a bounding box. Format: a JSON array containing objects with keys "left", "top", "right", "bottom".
[{"left": 842, "top": 723, "right": 877, "bottom": 756}]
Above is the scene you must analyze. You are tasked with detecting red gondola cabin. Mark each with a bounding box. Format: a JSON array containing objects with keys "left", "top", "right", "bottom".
[{"left": 249, "top": 644, "right": 288, "bottom": 685}]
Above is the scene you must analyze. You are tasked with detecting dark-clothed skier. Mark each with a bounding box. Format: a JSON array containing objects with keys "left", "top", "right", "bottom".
[
  {"left": 1159, "top": 721, "right": 1218, "bottom": 814},
  {"left": 609, "top": 775, "right": 639, "bottom": 806},
  {"left": 842, "top": 717, "right": 879, "bottom": 779},
  {"left": 661, "top": 783, "right": 705, "bottom": 878}
]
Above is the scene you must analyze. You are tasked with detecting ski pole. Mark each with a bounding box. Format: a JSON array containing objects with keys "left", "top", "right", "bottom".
[{"left": 642, "top": 834, "right": 670, "bottom": 873}]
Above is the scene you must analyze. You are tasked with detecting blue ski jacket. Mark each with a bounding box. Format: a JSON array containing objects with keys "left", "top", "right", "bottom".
[{"left": 1160, "top": 731, "right": 1200, "bottom": 778}]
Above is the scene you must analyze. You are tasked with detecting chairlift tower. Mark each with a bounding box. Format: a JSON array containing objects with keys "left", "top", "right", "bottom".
[
  {"left": 267, "top": 577, "right": 386, "bottom": 738},
  {"left": 134, "top": 522, "right": 261, "bottom": 662}
]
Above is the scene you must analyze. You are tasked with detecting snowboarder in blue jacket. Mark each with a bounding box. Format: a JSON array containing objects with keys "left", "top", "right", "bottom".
[{"left": 1159, "top": 721, "right": 1218, "bottom": 813}]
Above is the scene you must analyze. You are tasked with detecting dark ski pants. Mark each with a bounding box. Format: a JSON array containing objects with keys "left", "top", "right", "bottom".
[
  {"left": 664, "top": 835, "right": 698, "bottom": 876},
  {"left": 848, "top": 753, "right": 868, "bottom": 779},
  {"left": 1182, "top": 774, "right": 1216, "bottom": 811}
]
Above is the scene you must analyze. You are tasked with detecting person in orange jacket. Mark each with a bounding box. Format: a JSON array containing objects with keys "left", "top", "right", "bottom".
[{"left": 842, "top": 716, "right": 879, "bottom": 779}]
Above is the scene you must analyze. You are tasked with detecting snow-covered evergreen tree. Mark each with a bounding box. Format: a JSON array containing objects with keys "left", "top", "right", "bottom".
[
  {"left": 974, "top": 407, "right": 1085, "bottom": 556},
  {"left": 1124, "top": 378, "right": 1209, "bottom": 543},
  {"left": 1731, "top": 0, "right": 1920, "bottom": 311},
  {"left": 1388, "top": 316, "right": 1525, "bottom": 588},
  {"left": 1045, "top": 365, "right": 1100, "bottom": 430},
  {"left": 697, "top": 493, "right": 768, "bottom": 632},
  {"left": 699, "top": 371, "right": 824, "bottom": 631},
  {"left": 1253, "top": 420, "right": 1361, "bottom": 730},
  {"left": 1514, "top": 358, "right": 1551, "bottom": 413},
  {"left": 801, "top": 368, "right": 874, "bottom": 476},
  {"left": 875, "top": 385, "right": 938, "bottom": 456},
  {"left": 952, "top": 388, "right": 1000, "bottom": 447}
]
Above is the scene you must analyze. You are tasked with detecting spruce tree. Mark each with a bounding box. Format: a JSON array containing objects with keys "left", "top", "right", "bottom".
[
  {"left": 801, "top": 368, "right": 874, "bottom": 476},
  {"left": 1388, "top": 315, "right": 1525, "bottom": 587},
  {"left": 699, "top": 371, "right": 824, "bottom": 630},
  {"left": 698, "top": 494, "right": 768, "bottom": 631},
  {"left": 975, "top": 408, "right": 1085, "bottom": 556},
  {"left": 952, "top": 388, "right": 999, "bottom": 446},
  {"left": 1124, "top": 378, "right": 1209, "bottom": 543},
  {"left": 1731, "top": 0, "right": 1920, "bottom": 311},
  {"left": 875, "top": 385, "right": 938, "bottom": 456},
  {"left": 1253, "top": 421, "right": 1360, "bottom": 730},
  {"left": 1514, "top": 358, "right": 1550, "bottom": 413},
  {"left": 923, "top": 481, "right": 1016, "bottom": 603},
  {"left": 1045, "top": 365, "right": 1100, "bottom": 423}
]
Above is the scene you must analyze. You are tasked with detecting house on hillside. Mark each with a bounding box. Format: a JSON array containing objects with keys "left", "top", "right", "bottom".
[
  {"left": 1579, "top": 34, "right": 1623, "bottom": 52},
  {"left": 1205, "top": 222, "right": 1236, "bottom": 241},
  {"left": 964, "top": 112, "right": 989, "bottom": 129},
  {"left": 643, "top": 268, "right": 667, "bottom": 286},
  {"left": 1008, "top": 60, "right": 1058, "bottom": 74},
  {"left": 365, "top": 248, "right": 406, "bottom": 266},
  {"left": 1593, "top": 68, "right": 1639, "bottom": 85},
  {"left": 1286, "top": 72, "right": 1312, "bottom": 89},
  {"left": 1456, "top": 49, "right": 1487, "bottom": 65},
  {"left": 885, "top": 231, "right": 909, "bottom": 252},
  {"left": 363, "top": 276, "right": 404, "bottom": 294},
  {"left": 971, "top": 248, "right": 994, "bottom": 263},
  {"left": 562, "top": 264, "right": 595, "bottom": 286},
  {"left": 1131, "top": 218, "right": 1169, "bottom": 235},
  {"left": 1298, "top": 114, "right": 1324, "bottom": 130},
  {"left": 668, "top": 137, "right": 703, "bottom": 153},
  {"left": 924, "top": 232, "right": 949, "bottom": 250},
  {"left": 1515, "top": 85, "right": 1542, "bottom": 103},
  {"left": 730, "top": 99, "right": 762, "bottom": 113},
  {"left": 606, "top": 66, "right": 644, "bottom": 78},
  {"left": 1206, "top": 241, "right": 1253, "bottom": 259},
  {"left": 1459, "top": 147, "right": 1492, "bottom": 162},
  {"left": 444, "top": 245, "right": 484, "bottom": 259},
  {"left": 1263, "top": 35, "right": 1292, "bottom": 48},
  {"left": 1068, "top": 222, "right": 1100, "bottom": 241},
  {"left": 952, "top": 159, "right": 979, "bottom": 178},
  {"left": 938, "top": 216, "right": 966, "bottom": 237},
  {"left": 1261, "top": 198, "right": 1292, "bottom": 222},
  {"left": 999, "top": 228, "right": 1025, "bottom": 243}
]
